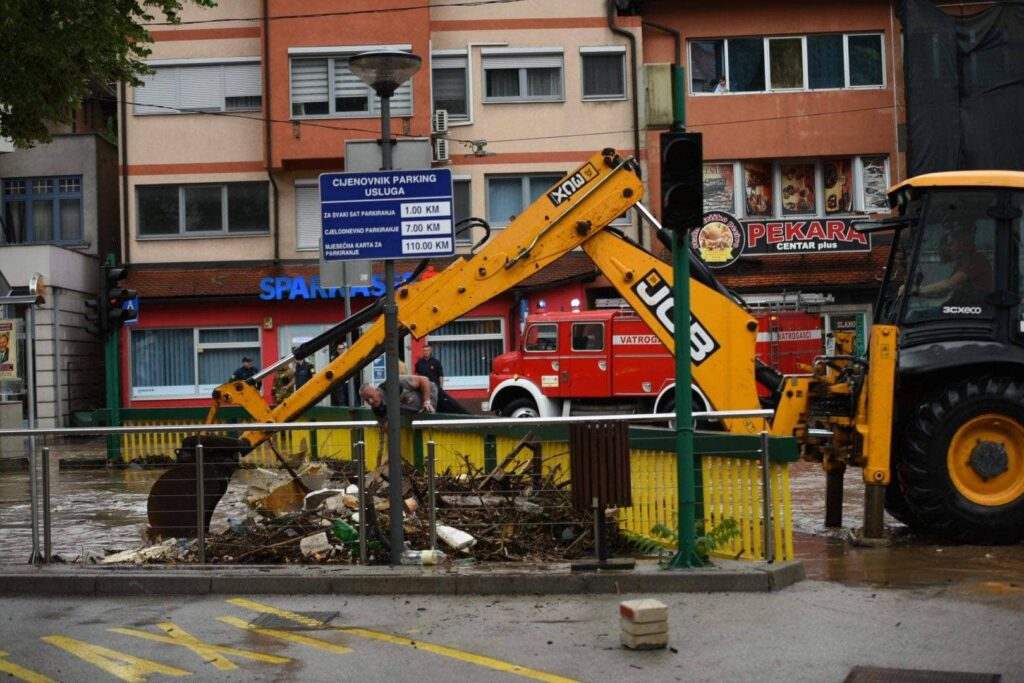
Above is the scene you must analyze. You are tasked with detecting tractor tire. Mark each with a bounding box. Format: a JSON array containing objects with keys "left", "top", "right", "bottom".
[
  {"left": 901, "top": 376, "right": 1024, "bottom": 544},
  {"left": 500, "top": 397, "right": 540, "bottom": 419}
]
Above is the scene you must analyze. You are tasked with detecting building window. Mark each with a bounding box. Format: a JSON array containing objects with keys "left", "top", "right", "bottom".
[
  {"left": 134, "top": 61, "right": 262, "bottom": 115},
  {"left": 581, "top": 47, "right": 626, "bottom": 100},
  {"left": 290, "top": 52, "right": 413, "bottom": 118},
  {"left": 130, "top": 327, "right": 261, "bottom": 398},
  {"left": 1, "top": 175, "right": 82, "bottom": 244},
  {"left": 295, "top": 181, "right": 320, "bottom": 251},
  {"left": 486, "top": 173, "right": 563, "bottom": 226},
  {"left": 453, "top": 178, "right": 472, "bottom": 245},
  {"left": 137, "top": 182, "right": 269, "bottom": 237},
  {"left": 432, "top": 53, "right": 469, "bottom": 122},
  {"left": 690, "top": 33, "right": 884, "bottom": 94},
  {"left": 703, "top": 156, "right": 888, "bottom": 218},
  {"left": 482, "top": 49, "right": 564, "bottom": 103},
  {"left": 425, "top": 317, "right": 505, "bottom": 389}
]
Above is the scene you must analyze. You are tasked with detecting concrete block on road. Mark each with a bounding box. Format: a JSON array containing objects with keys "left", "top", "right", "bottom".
[
  {"left": 621, "top": 630, "right": 669, "bottom": 650},
  {"left": 95, "top": 573, "right": 211, "bottom": 596},
  {"left": 212, "top": 574, "right": 332, "bottom": 595},
  {"left": 619, "top": 599, "right": 668, "bottom": 624},
  {"left": 621, "top": 617, "right": 668, "bottom": 636}
]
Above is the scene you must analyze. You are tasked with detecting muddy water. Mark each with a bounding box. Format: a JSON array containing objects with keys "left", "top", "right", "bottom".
[{"left": 0, "top": 456, "right": 1021, "bottom": 604}]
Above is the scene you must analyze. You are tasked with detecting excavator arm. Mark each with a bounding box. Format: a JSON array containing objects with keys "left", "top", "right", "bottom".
[{"left": 210, "top": 148, "right": 648, "bottom": 449}]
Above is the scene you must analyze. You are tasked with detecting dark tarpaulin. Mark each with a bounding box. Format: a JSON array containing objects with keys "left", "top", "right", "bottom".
[{"left": 899, "top": 0, "right": 1024, "bottom": 175}]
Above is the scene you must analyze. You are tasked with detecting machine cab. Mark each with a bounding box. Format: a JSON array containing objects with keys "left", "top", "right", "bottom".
[{"left": 874, "top": 172, "right": 1024, "bottom": 350}]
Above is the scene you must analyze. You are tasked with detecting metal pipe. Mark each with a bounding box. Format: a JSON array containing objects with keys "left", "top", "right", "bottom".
[
  {"left": 42, "top": 445, "right": 51, "bottom": 564},
  {"left": 355, "top": 440, "right": 367, "bottom": 564},
  {"left": 427, "top": 440, "right": 436, "bottom": 552},
  {"left": 196, "top": 442, "right": 206, "bottom": 564},
  {"left": 379, "top": 94, "right": 405, "bottom": 565},
  {"left": 26, "top": 306, "right": 40, "bottom": 565},
  {"left": 0, "top": 410, "right": 774, "bottom": 438},
  {"left": 760, "top": 431, "right": 774, "bottom": 563}
]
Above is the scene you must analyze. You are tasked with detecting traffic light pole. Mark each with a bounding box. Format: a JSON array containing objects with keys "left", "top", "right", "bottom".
[{"left": 102, "top": 254, "right": 122, "bottom": 462}]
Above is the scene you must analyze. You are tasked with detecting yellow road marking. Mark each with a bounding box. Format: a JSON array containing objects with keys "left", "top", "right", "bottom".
[
  {"left": 218, "top": 616, "right": 353, "bottom": 655},
  {"left": 227, "top": 598, "right": 578, "bottom": 683},
  {"left": 0, "top": 651, "right": 55, "bottom": 683},
  {"left": 41, "top": 636, "right": 191, "bottom": 683},
  {"left": 109, "top": 622, "right": 290, "bottom": 671}
]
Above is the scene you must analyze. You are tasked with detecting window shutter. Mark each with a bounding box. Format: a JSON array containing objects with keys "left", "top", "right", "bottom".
[
  {"left": 134, "top": 67, "right": 179, "bottom": 114},
  {"left": 224, "top": 62, "right": 262, "bottom": 97},
  {"left": 334, "top": 56, "right": 370, "bottom": 105},
  {"left": 178, "top": 65, "right": 224, "bottom": 111},
  {"left": 433, "top": 55, "right": 467, "bottom": 70},
  {"left": 291, "top": 59, "right": 329, "bottom": 103},
  {"left": 295, "top": 184, "right": 321, "bottom": 251},
  {"left": 482, "top": 51, "right": 563, "bottom": 70},
  {"left": 384, "top": 81, "right": 413, "bottom": 116}
]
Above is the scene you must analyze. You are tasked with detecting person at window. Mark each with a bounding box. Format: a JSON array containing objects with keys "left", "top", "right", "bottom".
[
  {"left": 414, "top": 344, "right": 444, "bottom": 387},
  {"left": 231, "top": 356, "right": 257, "bottom": 382},
  {"left": 329, "top": 342, "right": 351, "bottom": 407},
  {"left": 915, "top": 230, "right": 992, "bottom": 308},
  {"left": 293, "top": 358, "right": 314, "bottom": 390},
  {"left": 713, "top": 77, "right": 728, "bottom": 94}
]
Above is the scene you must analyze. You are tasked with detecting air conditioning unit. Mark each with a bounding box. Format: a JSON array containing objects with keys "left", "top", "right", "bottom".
[
  {"left": 432, "top": 137, "right": 450, "bottom": 163},
  {"left": 432, "top": 109, "right": 449, "bottom": 135}
]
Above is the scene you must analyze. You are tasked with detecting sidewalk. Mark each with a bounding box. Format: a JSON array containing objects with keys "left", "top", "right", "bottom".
[{"left": 0, "top": 559, "right": 804, "bottom": 596}]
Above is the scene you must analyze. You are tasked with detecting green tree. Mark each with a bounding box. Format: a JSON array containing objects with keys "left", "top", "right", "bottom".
[{"left": 0, "top": 0, "right": 216, "bottom": 146}]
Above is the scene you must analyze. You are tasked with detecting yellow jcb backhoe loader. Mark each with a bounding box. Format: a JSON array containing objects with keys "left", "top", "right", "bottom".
[{"left": 146, "top": 150, "right": 1024, "bottom": 545}]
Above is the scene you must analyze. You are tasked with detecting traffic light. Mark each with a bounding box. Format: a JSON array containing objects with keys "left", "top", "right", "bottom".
[
  {"left": 85, "top": 263, "right": 136, "bottom": 337},
  {"left": 660, "top": 132, "right": 703, "bottom": 233},
  {"left": 105, "top": 265, "right": 137, "bottom": 328}
]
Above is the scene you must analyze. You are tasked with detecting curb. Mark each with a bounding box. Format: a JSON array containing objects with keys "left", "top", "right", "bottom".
[{"left": 0, "top": 560, "right": 804, "bottom": 596}]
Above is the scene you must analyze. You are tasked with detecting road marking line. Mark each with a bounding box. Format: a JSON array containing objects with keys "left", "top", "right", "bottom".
[
  {"left": 41, "top": 636, "right": 191, "bottom": 683},
  {"left": 0, "top": 651, "right": 55, "bottom": 683},
  {"left": 227, "top": 598, "right": 578, "bottom": 683},
  {"left": 109, "top": 622, "right": 291, "bottom": 671},
  {"left": 218, "top": 616, "right": 353, "bottom": 654}
]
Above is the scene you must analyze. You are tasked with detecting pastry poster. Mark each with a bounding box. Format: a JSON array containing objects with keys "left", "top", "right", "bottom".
[
  {"left": 823, "top": 159, "right": 852, "bottom": 214},
  {"left": 0, "top": 320, "right": 17, "bottom": 380},
  {"left": 743, "top": 162, "right": 772, "bottom": 216},
  {"left": 781, "top": 163, "right": 816, "bottom": 215}
]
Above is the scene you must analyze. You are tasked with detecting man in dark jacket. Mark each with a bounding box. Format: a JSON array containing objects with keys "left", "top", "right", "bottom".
[
  {"left": 231, "top": 356, "right": 257, "bottom": 382},
  {"left": 414, "top": 344, "right": 443, "bottom": 386}
]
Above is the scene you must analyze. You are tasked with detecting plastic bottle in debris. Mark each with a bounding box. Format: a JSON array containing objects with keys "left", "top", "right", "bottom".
[
  {"left": 331, "top": 520, "right": 359, "bottom": 544},
  {"left": 400, "top": 549, "right": 446, "bottom": 565}
]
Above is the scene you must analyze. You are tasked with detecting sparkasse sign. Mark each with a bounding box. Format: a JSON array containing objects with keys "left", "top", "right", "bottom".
[{"left": 742, "top": 218, "right": 871, "bottom": 255}]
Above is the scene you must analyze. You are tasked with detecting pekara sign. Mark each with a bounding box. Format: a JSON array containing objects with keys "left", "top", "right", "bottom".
[{"left": 692, "top": 212, "right": 872, "bottom": 268}]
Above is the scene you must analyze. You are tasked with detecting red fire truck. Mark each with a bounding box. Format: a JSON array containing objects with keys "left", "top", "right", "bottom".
[{"left": 486, "top": 309, "right": 823, "bottom": 418}]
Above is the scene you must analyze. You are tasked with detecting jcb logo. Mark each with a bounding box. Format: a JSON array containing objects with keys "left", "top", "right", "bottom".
[
  {"left": 632, "top": 270, "right": 720, "bottom": 365},
  {"left": 548, "top": 162, "right": 599, "bottom": 206}
]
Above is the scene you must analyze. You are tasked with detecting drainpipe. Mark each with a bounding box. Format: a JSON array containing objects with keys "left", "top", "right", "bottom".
[
  {"left": 263, "top": 0, "right": 280, "bottom": 263},
  {"left": 642, "top": 20, "right": 685, "bottom": 131},
  {"left": 607, "top": 0, "right": 643, "bottom": 247},
  {"left": 119, "top": 81, "right": 130, "bottom": 263}
]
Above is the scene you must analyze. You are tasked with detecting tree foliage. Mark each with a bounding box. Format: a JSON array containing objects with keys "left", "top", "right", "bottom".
[{"left": 0, "top": 0, "right": 216, "bottom": 146}]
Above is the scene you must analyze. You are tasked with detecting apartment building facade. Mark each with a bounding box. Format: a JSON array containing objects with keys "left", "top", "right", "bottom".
[
  {"left": 642, "top": 0, "right": 904, "bottom": 356},
  {"left": 0, "top": 100, "right": 119, "bottom": 428},
  {"left": 119, "top": 0, "right": 641, "bottom": 410}
]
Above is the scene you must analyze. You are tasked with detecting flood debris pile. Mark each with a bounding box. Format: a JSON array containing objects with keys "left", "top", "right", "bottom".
[{"left": 98, "top": 445, "right": 623, "bottom": 565}]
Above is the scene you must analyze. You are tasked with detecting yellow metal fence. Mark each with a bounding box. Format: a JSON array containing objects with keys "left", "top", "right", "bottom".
[{"left": 120, "top": 420, "right": 793, "bottom": 561}]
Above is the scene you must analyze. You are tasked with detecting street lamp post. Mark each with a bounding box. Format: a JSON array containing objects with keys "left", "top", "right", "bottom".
[{"left": 349, "top": 50, "right": 422, "bottom": 565}]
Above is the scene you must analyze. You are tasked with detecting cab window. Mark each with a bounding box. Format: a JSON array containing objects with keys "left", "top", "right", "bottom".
[
  {"left": 571, "top": 322, "right": 604, "bottom": 351},
  {"left": 524, "top": 323, "right": 557, "bottom": 352},
  {"left": 904, "top": 190, "right": 997, "bottom": 324}
]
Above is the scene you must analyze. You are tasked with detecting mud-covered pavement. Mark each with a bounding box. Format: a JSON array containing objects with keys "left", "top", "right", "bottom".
[{"left": 1, "top": 455, "right": 1022, "bottom": 605}]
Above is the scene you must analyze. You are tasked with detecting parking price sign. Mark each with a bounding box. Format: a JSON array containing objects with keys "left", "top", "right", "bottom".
[{"left": 319, "top": 168, "right": 454, "bottom": 261}]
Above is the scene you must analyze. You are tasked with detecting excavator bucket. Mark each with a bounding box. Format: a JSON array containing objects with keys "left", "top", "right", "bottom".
[{"left": 146, "top": 435, "right": 247, "bottom": 539}]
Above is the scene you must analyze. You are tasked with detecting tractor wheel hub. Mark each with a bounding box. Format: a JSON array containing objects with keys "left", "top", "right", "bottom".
[{"left": 969, "top": 440, "right": 1009, "bottom": 482}]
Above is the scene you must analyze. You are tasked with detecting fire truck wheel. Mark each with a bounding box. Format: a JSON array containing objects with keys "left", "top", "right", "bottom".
[
  {"left": 501, "top": 397, "right": 540, "bottom": 419},
  {"left": 901, "top": 376, "right": 1024, "bottom": 544}
]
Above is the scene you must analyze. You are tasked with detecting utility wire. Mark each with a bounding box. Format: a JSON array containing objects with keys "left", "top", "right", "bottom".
[
  {"left": 114, "top": 95, "right": 896, "bottom": 148},
  {"left": 142, "top": 0, "right": 533, "bottom": 26}
]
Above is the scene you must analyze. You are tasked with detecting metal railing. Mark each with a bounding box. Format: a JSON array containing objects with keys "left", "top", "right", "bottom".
[{"left": 0, "top": 410, "right": 790, "bottom": 566}]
